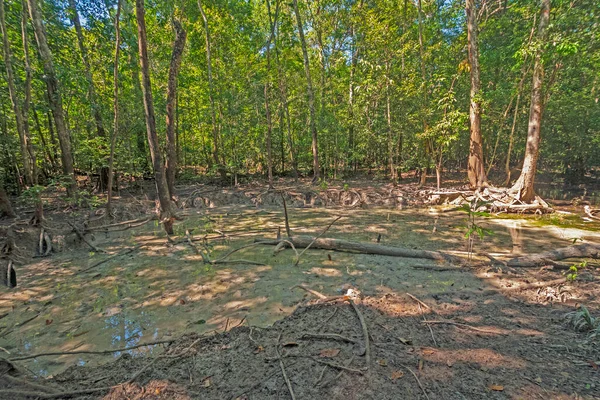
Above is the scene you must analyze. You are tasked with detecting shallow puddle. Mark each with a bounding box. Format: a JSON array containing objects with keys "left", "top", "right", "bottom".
[{"left": 1, "top": 205, "right": 599, "bottom": 376}]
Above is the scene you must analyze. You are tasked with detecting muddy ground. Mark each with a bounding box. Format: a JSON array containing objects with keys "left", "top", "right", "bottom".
[{"left": 0, "top": 179, "right": 599, "bottom": 399}]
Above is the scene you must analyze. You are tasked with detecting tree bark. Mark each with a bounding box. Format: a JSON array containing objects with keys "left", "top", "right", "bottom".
[
  {"left": 292, "top": 0, "right": 319, "bottom": 181},
  {"left": 107, "top": 0, "right": 121, "bottom": 216},
  {"left": 510, "top": 0, "right": 550, "bottom": 202},
  {"left": 27, "top": 0, "right": 75, "bottom": 196},
  {"left": 165, "top": 19, "right": 186, "bottom": 197},
  {"left": 258, "top": 236, "right": 461, "bottom": 263},
  {"left": 466, "top": 0, "right": 487, "bottom": 188},
  {"left": 507, "top": 243, "right": 600, "bottom": 267},
  {"left": 134, "top": 0, "right": 174, "bottom": 234},
  {"left": 1, "top": 0, "right": 35, "bottom": 186},
  {"left": 263, "top": 0, "right": 278, "bottom": 188},
  {"left": 197, "top": 0, "right": 225, "bottom": 180},
  {"left": 417, "top": 0, "right": 430, "bottom": 186}
]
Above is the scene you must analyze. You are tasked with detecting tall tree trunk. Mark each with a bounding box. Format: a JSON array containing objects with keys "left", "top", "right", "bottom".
[
  {"left": 197, "top": 0, "right": 225, "bottom": 180},
  {"left": 69, "top": 0, "right": 109, "bottom": 190},
  {"left": 417, "top": 0, "right": 429, "bottom": 186},
  {"left": 1, "top": 0, "right": 34, "bottom": 186},
  {"left": 27, "top": 0, "right": 75, "bottom": 196},
  {"left": 134, "top": 0, "right": 174, "bottom": 234},
  {"left": 385, "top": 59, "right": 396, "bottom": 181},
  {"left": 107, "top": 0, "right": 121, "bottom": 216},
  {"left": 510, "top": 0, "right": 550, "bottom": 202},
  {"left": 466, "top": 0, "right": 487, "bottom": 188},
  {"left": 263, "top": 0, "right": 278, "bottom": 188},
  {"left": 165, "top": 19, "right": 186, "bottom": 197},
  {"left": 20, "top": 0, "right": 37, "bottom": 184},
  {"left": 292, "top": 0, "right": 319, "bottom": 181}
]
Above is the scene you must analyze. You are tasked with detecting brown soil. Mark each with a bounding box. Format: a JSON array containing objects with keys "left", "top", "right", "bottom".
[{"left": 1, "top": 179, "right": 600, "bottom": 399}]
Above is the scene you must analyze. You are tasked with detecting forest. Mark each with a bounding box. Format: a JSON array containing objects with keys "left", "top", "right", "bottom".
[{"left": 0, "top": 0, "right": 600, "bottom": 399}]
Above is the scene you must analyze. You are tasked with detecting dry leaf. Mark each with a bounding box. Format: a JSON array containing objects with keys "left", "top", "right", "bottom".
[
  {"left": 254, "top": 345, "right": 265, "bottom": 354},
  {"left": 203, "top": 378, "right": 212, "bottom": 388},
  {"left": 319, "top": 348, "right": 340, "bottom": 358},
  {"left": 45, "top": 319, "right": 53, "bottom": 325},
  {"left": 421, "top": 348, "right": 436, "bottom": 355},
  {"left": 282, "top": 342, "right": 298, "bottom": 347},
  {"left": 488, "top": 385, "right": 504, "bottom": 391},
  {"left": 588, "top": 361, "right": 599, "bottom": 370},
  {"left": 154, "top": 388, "right": 161, "bottom": 395},
  {"left": 378, "top": 359, "right": 387, "bottom": 366},
  {"left": 397, "top": 337, "right": 412, "bottom": 345},
  {"left": 179, "top": 299, "right": 186, "bottom": 305},
  {"left": 418, "top": 359, "right": 424, "bottom": 371},
  {"left": 391, "top": 370, "right": 404, "bottom": 380}
]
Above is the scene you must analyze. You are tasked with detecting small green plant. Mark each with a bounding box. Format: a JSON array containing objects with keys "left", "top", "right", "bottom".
[
  {"left": 565, "top": 305, "right": 599, "bottom": 339},
  {"left": 564, "top": 260, "right": 587, "bottom": 281},
  {"left": 460, "top": 199, "right": 493, "bottom": 259},
  {"left": 343, "top": 183, "right": 350, "bottom": 191},
  {"left": 20, "top": 185, "right": 44, "bottom": 205},
  {"left": 319, "top": 179, "right": 328, "bottom": 191}
]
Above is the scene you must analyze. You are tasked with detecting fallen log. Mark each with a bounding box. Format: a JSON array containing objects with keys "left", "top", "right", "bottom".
[
  {"left": 507, "top": 243, "right": 600, "bottom": 267},
  {"left": 256, "top": 236, "right": 461, "bottom": 263}
]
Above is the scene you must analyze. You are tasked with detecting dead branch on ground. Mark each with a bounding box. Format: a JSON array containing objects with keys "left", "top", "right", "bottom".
[{"left": 507, "top": 243, "right": 600, "bottom": 267}]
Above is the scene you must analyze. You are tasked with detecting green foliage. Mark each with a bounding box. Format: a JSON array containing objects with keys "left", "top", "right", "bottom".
[
  {"left": 565, "top": 305, "right": 599, "bottom": 340},
  {"left": 460, "top": 200, "right": 494, "bottom": 259},
  {"left": 564, "top": 260, "right": 587, "bottom": 282}
]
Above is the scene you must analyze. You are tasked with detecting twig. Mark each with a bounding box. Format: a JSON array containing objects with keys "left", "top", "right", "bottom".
[
  {"left": 77, "top": 245, "right": 142, "bottom": 274},
  {"left": 315, "top": 365, "right": 327, "bottom": 385},
  {"left": 319, "top": 356, "right": 356, "bottom": 387},
  {"left": 311, "top": 357, "right": 365, "bottom": 374},
  {"left": 406, "top": 292, "right": 432, "bottom": 311},
  {"left": 349, "top": 299, "right": 371, "bottom": 368},
  {"left": 0, "top": 346, "right": 9, "bottom": 354},
  {"left": 67, "top": 221, "right": 107, "bottom": 254},
  {"left": 291, "top": 284, "right": 328, "bottom": 299},
  {"left": 404, "top": 365, "right": 430, "bottom": 400},
  {"left": 230, "top": 361, "right": 299, "bottom": 400},
  {"left": 9, "top": 339, "right": 175, "bottom": 361},
  {"left": 86, "top": 216, "right": 155, "bottom": 232},
  {"left": 419, "top": 303, "right": 437, "bottom": 347},
  {"left": 294, "top": 216, "right": 343, "bottom": 266},
  {"left": 281, "top": 194, "right": 291, "bottom": 238},
  {"left": 212, "top": 242, "right": 269, "bottom": 263},
  {"left": 1, "top": 374, "right": 60, "bottom": 394},
  {"left": 276, "top": 333, "right": 296, "bottom": 400},
  {"left": 185, "top": 229, "right": 200, "bottom": 254},
  {"left": 16, "top": 313, "right": 39, "bottom": 328},
  {"left": 318, "top": 307, "right": 339, "bottom": 332},
  {"left": 273, "top": 239, "right": 299, "bottom": 258},
  {"left": 300, "top": 333, "right": 357, "bottom": 344},
  {"left": 421, "top": 320, "right": 503, "bottom": 334}
]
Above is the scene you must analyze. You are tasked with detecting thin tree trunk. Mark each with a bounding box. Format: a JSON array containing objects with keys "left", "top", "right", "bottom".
[
  {"left": 107, "top": 0, "right": 121, "bottom": 216},
  {"left": 32, "top": 105, "right": 56, "bottom": 171},
  {"left": 134, "top": 0, "right": 174, "bottom": 234},
  {"left": 417, "top": 0, "right": 429, "bottom": 186},
  {"left": 197, "top": 0, "right": 225, "bottom": 180},
  {"left": 264, "top": 0, "right": 279, "bottom": 188},
  {"left": 1, "top": 0, "right": 34, "bottom": 186},
  {"left": 165, "top": 19, "right": 186, "bottom": 197},
  {"left": 385, "top": 59, "right": 396, "bottom": 181},
  {"left": 466, "top": 0, "right": 487, "bottom": 188},
  {"left": 292, "top": 0, "right": 319, "bottom": 181},
  {"left": 20, "top": 0, "right": 37, "bottom": 184},
  {"left": 504, "top": 92, "right": 521, "bottom": 185},
  {"left": 27, "top": 0, "right": 75, "bottom": 196},
  {"left": 510, "top": 0, "right": 550, "bottom": 202}
]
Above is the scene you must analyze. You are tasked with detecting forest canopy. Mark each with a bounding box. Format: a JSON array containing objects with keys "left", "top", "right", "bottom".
[{"left": 0, "top": 0, "right": 598, "bottom": 201}]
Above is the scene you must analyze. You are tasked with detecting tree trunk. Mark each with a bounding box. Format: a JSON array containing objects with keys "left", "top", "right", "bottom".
[
  {"left": 197, "top": 0, "right": 225, "bottom": 180},
  {"left": 385, "top": 59, "right": 396, "bottom": 181},
  {"left": 134, "top": 0, "right": 174, "bottom": 234},
  {"left": 27, "top": 0, "right": 75, "bottom": 196},
  {"left": 510, "top": 0, "right": 550, "bottom": 202},
  {"left": 466, "top": 0, "right": 487, "bottom": 188},
  {"left": 417, "top": 0, "right": 429, "bottom": 186},
  {"left": 263, "top": 0, "right": 278, "bottom": 188},
  {"left": 0, "top": 185, "right": 16, "bottom": 218},
  {"left": 292, "top": 0, "right": 319, "bottom": 181},
  {"left": 20, "top": 0, "right": 37, "bottom": 184},
  {"left": 107, "top": 0, "right": 121, "bottom": 216},
  {"left": 165, "top": 19, "right": 186, "bottom": 197},
  {"left": 1, "top": 0, "right": 34, "bottom": 186}
]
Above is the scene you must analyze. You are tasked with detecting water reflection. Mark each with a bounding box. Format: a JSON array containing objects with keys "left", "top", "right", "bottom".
[{"left": 508, "top": 222, "right": 523, "bottom": 254}]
